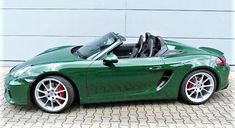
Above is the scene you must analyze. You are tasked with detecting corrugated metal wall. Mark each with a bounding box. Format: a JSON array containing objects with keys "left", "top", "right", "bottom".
[{"left": 0, "top": 0, "right": 234, "bottom": 67}]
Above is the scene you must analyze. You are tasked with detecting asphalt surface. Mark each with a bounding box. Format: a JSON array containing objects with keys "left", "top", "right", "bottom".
[{"left": 0, "top": 67, "right": 234, "bottom": 128}]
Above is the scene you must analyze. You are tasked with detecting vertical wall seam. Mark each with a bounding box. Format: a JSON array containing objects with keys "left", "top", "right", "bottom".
[{"left": 124, "top": 0, "right": 127, "bottom": 36}]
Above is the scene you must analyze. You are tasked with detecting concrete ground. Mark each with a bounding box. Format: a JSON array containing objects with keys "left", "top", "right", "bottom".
[{"left": 0, "top": 67, "right": 234, "bottom": 128}]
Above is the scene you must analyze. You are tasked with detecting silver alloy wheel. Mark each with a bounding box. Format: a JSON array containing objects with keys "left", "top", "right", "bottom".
[
  {"left": 185, "top": 72, "right": 215, "bottom": 103},
  {"left": 34, "top": 78, "right": 69, "bottom": 112}
]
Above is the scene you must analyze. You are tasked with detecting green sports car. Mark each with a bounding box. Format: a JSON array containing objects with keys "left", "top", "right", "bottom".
[{"left": 4, "top": 32, "right": 230, "bottom": 113}]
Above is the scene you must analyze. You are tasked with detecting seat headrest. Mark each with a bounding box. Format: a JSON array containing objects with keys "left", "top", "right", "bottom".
[
  {"left": 145, "top": 32, "right": 151, "bottom": 42},
  {"left": 156, "top": 36, "right": 166, "bottom": 46},
  {"left": 148, "top": 38, "right": 154, "bottom": 47},
  {"left": 137, "top": 35, "right": 144, "bottom": 46}
]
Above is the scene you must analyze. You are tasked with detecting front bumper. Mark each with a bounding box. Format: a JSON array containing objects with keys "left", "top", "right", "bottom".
[{"left": 4, "top": 74, "right": 34, "bottom": 105}]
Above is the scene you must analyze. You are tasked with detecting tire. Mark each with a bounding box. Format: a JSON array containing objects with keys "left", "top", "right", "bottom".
[
  {"left": 180, "top": 70, "right": 217, "bottom": 105},
  {"left": 33, "top": 76, "right": 75, "bottom": 113}
]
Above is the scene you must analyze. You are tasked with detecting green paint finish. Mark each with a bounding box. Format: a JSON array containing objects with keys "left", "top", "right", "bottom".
[
  {"left": 83, "top": 57, "right": 165, "bottom": 103},
  {"left": 5, "top": 74, "right": 30, "bottom": 105},
  {"left": 4, "top": 37, "right": 230, "bottom": 105}
]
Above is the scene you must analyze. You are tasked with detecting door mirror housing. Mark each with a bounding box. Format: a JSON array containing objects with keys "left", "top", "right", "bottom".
[{"left": 103, "top": 53, "right": 118, "bottom": 65}]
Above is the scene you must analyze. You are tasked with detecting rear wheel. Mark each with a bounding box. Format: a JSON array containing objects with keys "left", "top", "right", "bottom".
[
  {"left": 180, "top": 70, "right": 216, "bottom": 104},
  {"left": 33, "top": 76, "right": 74, "bottom": 113}
]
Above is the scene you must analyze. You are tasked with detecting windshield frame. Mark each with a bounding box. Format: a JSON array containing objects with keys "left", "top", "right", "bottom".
[
  {"left": 76, "top": 32, "right": 118, "bottom": 59},
  {"left": 75, "top": 32, "right": 124, "bottom": 61},
  {"left": 87, "top": 38, "right": 123, "bottom": 61}
]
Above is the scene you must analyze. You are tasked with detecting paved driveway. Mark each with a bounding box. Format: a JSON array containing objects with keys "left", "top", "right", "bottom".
[{"left": 0, "top": 67, "right": 234, "bottom": 128}]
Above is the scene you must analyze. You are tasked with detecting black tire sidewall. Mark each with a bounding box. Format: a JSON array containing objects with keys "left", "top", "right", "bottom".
[
  {"left": 33, "top": 76, "right": 75, "bottom": 113},
  {"left": 180, "top": 70, "right": 217, "bottom": 105}
]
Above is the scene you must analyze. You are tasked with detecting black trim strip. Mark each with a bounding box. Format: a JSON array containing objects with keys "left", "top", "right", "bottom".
[
  {"left": 1, "top": 35, "right": 235, "bottom": 40},
  {"left": 0, "top": 35, "right": 99, "bottom": 38},
  {"left": 0, "top": 60, "right": 234, "bottom": 66},
  {"left": 0, "top": 60, "right": 25, "bottom": 62},
  {"left": 1, "top": 8, "right": 235, "bottom": 12},
  {"left": 127, "top": 36, "right": 235, "bottom": 40}
]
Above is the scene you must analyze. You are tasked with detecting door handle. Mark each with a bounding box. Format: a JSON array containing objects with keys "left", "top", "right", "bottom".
[{"left": 149, "top": 66, "right": 162, "bottom": 71}]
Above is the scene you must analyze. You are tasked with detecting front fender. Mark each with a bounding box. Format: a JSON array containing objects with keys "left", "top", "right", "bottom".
[{"left": 20, "top": 62, "right": 89, "bottom": 104}]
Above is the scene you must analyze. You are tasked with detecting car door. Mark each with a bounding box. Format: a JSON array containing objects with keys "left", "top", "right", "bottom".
[{"left": 85, "top": 57, "right": 165, "bottom": 102}]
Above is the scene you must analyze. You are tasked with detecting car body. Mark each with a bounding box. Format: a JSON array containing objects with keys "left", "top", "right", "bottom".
[{"left": 4, "top": 32, "right": 230, "bottom": 112}]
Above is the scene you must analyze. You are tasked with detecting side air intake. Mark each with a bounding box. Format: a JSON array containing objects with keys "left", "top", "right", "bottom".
[{"left": 156, "top": 70, "right": 173, "bottom": 91}]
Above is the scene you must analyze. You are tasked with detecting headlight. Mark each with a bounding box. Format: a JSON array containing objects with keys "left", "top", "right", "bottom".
[{"left": 11, "top": 66, "right": 31, "bottom": 78}]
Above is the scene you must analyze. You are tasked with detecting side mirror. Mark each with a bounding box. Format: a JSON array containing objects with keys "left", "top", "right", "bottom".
[{"left": 103, "top": 53, "right": 118, "bottom": 65}]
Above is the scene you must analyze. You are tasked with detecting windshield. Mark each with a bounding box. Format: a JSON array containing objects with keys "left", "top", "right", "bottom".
[{"left": 77, "top": 33, "right": 118, "bottom": 59}]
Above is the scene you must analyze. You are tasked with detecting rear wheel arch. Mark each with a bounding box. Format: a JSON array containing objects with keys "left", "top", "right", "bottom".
[
  {"left": 179, "top": 67, "right": 218, "bottom": 104},
  {"left": 178, "top": 66, "right": 219, "bottom": 98},
  {"left": 191, "top": 67, "right": 219, "bottom": 91},
  {"left": 29, "top": 72, "right": 80, "bottom": 105}
]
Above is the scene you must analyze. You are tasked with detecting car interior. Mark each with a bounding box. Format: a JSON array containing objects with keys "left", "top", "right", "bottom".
[
  {"left": 112, "top": 32, "right": 169, "bottom": 59},
  {"left": 71, "top": 32, "right": 183, "bottom": 60}
]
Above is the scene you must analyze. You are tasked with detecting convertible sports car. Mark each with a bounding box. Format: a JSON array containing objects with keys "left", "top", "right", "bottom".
[{"left": 5, "top": 32, "right": 230, "bottom": 112}]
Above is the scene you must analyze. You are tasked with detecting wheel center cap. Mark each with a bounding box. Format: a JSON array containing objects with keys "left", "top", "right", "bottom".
[
  {"left": 48, "top": 90, "right": 55, "bottom": 97},
  {"left": 196, "top": 83, "right": 202, "bottom": 91}
]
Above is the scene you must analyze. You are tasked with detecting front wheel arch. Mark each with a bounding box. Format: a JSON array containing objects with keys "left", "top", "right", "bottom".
[{"left": 29, "top": 72, "right": 80, "bottom": 105}]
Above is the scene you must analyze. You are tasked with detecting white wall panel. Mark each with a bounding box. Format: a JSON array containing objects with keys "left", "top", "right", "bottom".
[
  {"left": 3, "top": 0, "right": 125, "bottom": 9},
  {"left": 126, "top": 11, "right": 233, "bottom": 38},
  {"left": 3, "top": 10, "right": 125, "bottom": 36},
  {"left": 3, "top": 0, "right": 233, "bottom": 11},
  {"left": 127, "top": 0, "right": 234, "bottom": 11},
  {"left": 0, "top": 36, "right": 97, "bottom": 60},
  {"left": 4, "top": 10, "right": 233, "bottom": 38},
  {"left": 1, "top": 0, "right": 234, "bottom": 68}
]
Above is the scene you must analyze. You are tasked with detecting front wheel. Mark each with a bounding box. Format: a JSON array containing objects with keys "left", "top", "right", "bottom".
[
  {"left": 33, "top": 76, "right": 75, "bottom": 113},
  {"left": 180, "top": 70, "right": 217, "bottom": 104}
]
